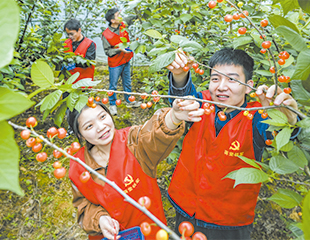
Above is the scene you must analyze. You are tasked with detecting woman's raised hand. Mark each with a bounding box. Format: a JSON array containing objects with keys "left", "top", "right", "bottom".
[
  {"left": 172, "top": 99, "right": 205, "bottom": 123},
  {"left": 99, "top": 216, "right": 120, "bottom": 240}
]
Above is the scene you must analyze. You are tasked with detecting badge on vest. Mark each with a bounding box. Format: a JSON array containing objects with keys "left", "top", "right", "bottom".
[
  {"left": 224, "top": 140, "right": 244, "bottom": 157},
  {"left": 123, "top": 174, "right": 140, "bottom": 194}
]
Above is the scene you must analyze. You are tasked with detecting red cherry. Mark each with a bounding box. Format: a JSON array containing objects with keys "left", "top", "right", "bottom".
[
  {"left": 218, "top": 111, "right": 227, "bottom": 121},
  {"left": 140, "top": 103, "right": 147, "bottom": 109},
  {"left": 261, "top": 112, "right": 268, "bottom": 119},
  {"left": 140, "top": 222, "right": 152, "bottom": 236},
  {"left": 183, "top": 66, "right": 190, "bottom": 72},
  {"left": 128, "top": 95, "right": 136, "bottom": 102},
  {"left": 217, "top": 0, "right": 224, "bottom": 2},
  {"left": 53, "top": 161, "right": 62, "bottom": 169},
  {"left": 115, "top": 99, "right": 122, "bottom": 106},
  {"left": 53, "top": 149, "right": 63, "bottom": 158},
  {"left": 233, "top": 13, "right": 240, "bottom": 20},
  {"left": 107, "top": 91, "right": 114, "bottom": 96},
  {"left": 208, "top": 1, "right": 217, "bottom": 8},
  {"left": 192, "top": 63, "right": 199, "bottom": 69},
  {"left": 138, "top": 196, "right": 152, "bottom": 209},
  {"left": 202, "top": 102, "right": 210, "bottom": 109},
  {"left": 47, "top": 127, "right": 58, "bottom": 138},
  {"left": 26, "top": 137, "right": 36, "bottom": 147},
  {"left": 153, "top": 96, "right": 160, "bottom": 103},
  {"left": 88, "top": 97, "right": 94, "bottom": 105},
  {"left": 238, "top": 27, "right": 247, "bottom": 34},
  {"left": 224, "top": 14, "right": 233, "bottom": 22},
  {"left": 260, "top": 49, "right": 266, "bottom": 54},
  {"left": 178, "top": 221, "right": 194, "bottom": 237},
  {"left": 278, "top": 75, "right": 286, "bottom": 82},
  {"left": 71, "top": 142, "right": 81, "bottom": 153},
  {"left": 262, "top": 41, "right": 271, "bottom": 49},
  {"left": 32, "top": 143, "right": 43, "bottom": 153},
  {"left": 198, "top": 69, "right": 204, "bottom": 75},
  {"left": 209, "top": 105, "right": 215, "bottom": 113},
  {"left": 26, "top": 117, "right": 37, "bottom": 128},
  {"left": 95, "top": 96, "right": 100, "bottom": 102},
  {"left": 102, "top": 97, "right": 109, "bottom": 104},
  {"left": 278, "top": 59, "right": 286, "bottom": 65},
  {"left": 80, "top": 171, "right": 91, "bottom": 183},
  {"left": 192, "top": 232, "right": 208, "bottom": 240},
  {"left": 54, "top": 167, "right": 66, "bottom": 179},
  {"left": 57, "top": 128, "right": 67, "bottom": 139},
  {"left": 283, "top": 87, "right": 292, "bottom": 94},
  {"left": 269, "top": 66, "right": 275, "bottom": 74},
  {"left": 265, "top": 139, "right": 273, "bottom": 145},
  {"left": 152, "top": 90, "right": 158, "bottom": 95},
  {"left": 279, "top": 51, "right": 290, "bottom": 60},
  {"left": 147, "top": 102, "right": 153, "bottom": 108},
  {"left": 67, "top": 147, "right": 73, "bottom": 156},
  {"left": 240, "top": 10, "right": 249, "bottom": 18},
  {"left": 141, "top": 93, "right": 148, "bottom": 99},
  {"left": 246, "top": 113, "right": 253, "bottom": 120},
  {"left": 21, "top": 130, "right": 31, "bottom": 140},
  {"left": 36, "top": 152, "right": 48, "bottom": 162},
  {"left": 260, "top": 19, "right": 268, "bottom": 27},
  {"left": 195, "top": 68, "right": 200, "bottom": 73},
  {"left": 91, "top": 103, "right": 97, "bottom": 108},
  {"left": 204, "top": 108, "right": 212, "bottom": 115}
]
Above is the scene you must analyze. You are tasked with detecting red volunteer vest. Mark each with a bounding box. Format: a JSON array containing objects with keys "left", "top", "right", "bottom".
[
  {"left": 69, "top": 127, "right": 166, "bottom": 240},
  {"left": 64, "top": 37, "right": 95, "bottom": 84},
  {"left": 102, "top": 22, "right": 133, "bottom": 67},
  {"left": 168, "top": 90, "right": 262, "bottom": 226}
]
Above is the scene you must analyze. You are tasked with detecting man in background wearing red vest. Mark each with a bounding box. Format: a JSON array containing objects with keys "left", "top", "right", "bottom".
[
  {"left": 102, "top": 8, "right": 141, "bottom": 116},
  {"left": 64, "top": 19, "right": 96, "bottom": 85}
]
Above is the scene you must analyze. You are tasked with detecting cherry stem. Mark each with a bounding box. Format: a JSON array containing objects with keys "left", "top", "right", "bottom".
[{"left": 8, "top": 121, "right": 182, "bottom": 240}]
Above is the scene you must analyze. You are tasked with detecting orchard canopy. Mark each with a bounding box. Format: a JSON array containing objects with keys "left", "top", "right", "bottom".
[{"left": 0, "top": 0, "right": 310, "bottom": 239}]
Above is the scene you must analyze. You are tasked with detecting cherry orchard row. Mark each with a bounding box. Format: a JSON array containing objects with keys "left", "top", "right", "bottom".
[
  {"left": 8, "top": 121, "right": 182, "bottom": 240},
  {"left": 88, "top": 88, "right": 306, "bottom": 120}
]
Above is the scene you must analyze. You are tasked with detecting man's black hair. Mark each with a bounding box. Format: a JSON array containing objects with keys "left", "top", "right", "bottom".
[
  {"left": 105, "top": 8, "right": 119, "bottom": 24},
  {"left": 64, "top": 19, "right": 81, "bottom": 32},
  {"left": 209, "top": 48, "right": 254, "bottom": 81}
]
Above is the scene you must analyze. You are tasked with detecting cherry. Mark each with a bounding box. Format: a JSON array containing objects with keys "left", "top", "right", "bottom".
[
  {"left": 71, "top": 142, "right": 81, "bottom": 153},
  {"left": 47, "top": 127, "right": 58, "bottom": 138},
  {"left": 265, "top": 139, "right": 273, "bottom": 145},
  {"left": 240, "top": 10, "right": 249, "bottom": 18},
  {"left": 152, "top": 90, "right": 158, "bottom": 95},
  {"left": 217, "top": 0, "right": 224, "bottom": 2},
  {"left": 260, "top": 19, "right": 268, "bottom": 27},
  {"left": 258, "top": 109, "right": 264, "bottom": 114},
  {"left": 202, "top": 102, "right": 210, "bottom": 109},
  {"left": 102, "top": 98, "right": 109, "bottom": 104},
  {"left": 250, "top": 92, "right": 256, "bottom": 98},
  {"left": 53, "top": 149, "right": 63, "bottom": 158},
  {"left": 283, "top": 87, "right": 292, "bottom": 94},
  {"left": 238, "top": 27, "right": 247, "bottom": 34},
  {"left": 195, "top": 68, "right": 200, "bottom": 73},
  {"left": 246, "top": 113, "right": 253, "bottom": 120},
  {"left": 260, "top": 49, "right": 266, "bottom": 54},
  {"left": 32, "top": 143, "right": 43, "bottom": 153},
  {"left": 107, "top": 91, "right": 114, "bottom": 96},
  {"left": 233, "top": 13, "right": 240, "bottom": 20},
  {"left": 54, "top": 167, "right": 66, "bottom": 179},
  {"left": 218, "top": 111, "right": 227, "bottom": 121},
  {"left": 204, "top": 108, "right": 212, "bottom": 115},
  {"left": 141, "top": 93, "right": 148, "bottom": 100},
  {"left": 269, "top": 66, "right": 275, "bottom": 74},
  {"left": 67, "top": 147, "right": 73, "bottom": 156},
  {"left": 243, "top": 110, "right": 249, "bottom": 116},
  {"left": 262, "top": 41, "right": 271, "bottom": 49},
  {"left": 192, "top": 232, "right": 208, "bottom": 240},
  {"left": 36, "top": 152, "right": 48, "bottom": 162},
  {"left": 156, "top": 229, "right": 168, "bottom": 240},
  {"left": 95, "top": 96, "right": 100, "bottom": 102},
  {"left": 192, "top": 63, "right": 199, "bottom": 69},
  {"left": 208, "top": 1, "right": 217, "bottom": 8},
  {"left": 285, "top": 76, "right": 291, "bottom": 83},
  {"left": 224, "top": 14, "right": 233, "bottom": 22},
  {"left": 260, "top": 34, "right": 266, "bottom": 39},
  {"left": 91, "top": 103, "right": 97, "bottom": 108},
  {"left": 115, "top": 99, "right": 122, "bottom": 106},
  {"left": 21, "top": 130, "right": 31, "bottom": 140},
  {"left": 198, "top": 69, "right": 204, "bottom": 75},
  {"left": 80, "top": 171, "right": 91, "bottom": 183},
  {"left": 128, "top": 96, "right": 136, "bottom": 102},
  {"left": 53, "top": 161, "right": 62, "bottom": 169},
  {"left": 140, "top": 222, "right": 152, "bottom": 237},
  {"left": 279, "top": 51, "right": 290, "bottom": 60},
  {"left": 261, "top": 112, "right": 268, "bottom": 119},
  {"left": 88, "top": 97, "right": 94, "bottom": 105},
  {"left": 209, "top": 105, "right": 215, "bottom": 113},
  {"left": 26, "top": 117, "right": 37, "bottom": 128},
  {"left": 153, "top": 96, "right": 160, "bottom": 103},
  {"left": 138, "top": 196, "right": 152, "bottom": 209},
  {"left": 183, "top": 66, "right": 190, "bottom": 72},
  {"left": 57, "top": 128, "right": 67, "bottom": 139},
  {"left": 147, "top": 102, "right": 153, "bottom": 108},
  {"left": 26, "top": 137, "right": 36, "bottom": 147},
  {"left": 278, "top": 59, "right": 285, "bottom": 65},
  {"left": 278, "top": 75, "right": 286, "bottom": 82},
  {"left": 178, "top": 221, "right": 194, "bottom": 237},
  {"left": 140, "top": 103, "right": 147, "bottom": 109},
  {"left": 237, "top": 2, "right": 243, "bottom": 7}
]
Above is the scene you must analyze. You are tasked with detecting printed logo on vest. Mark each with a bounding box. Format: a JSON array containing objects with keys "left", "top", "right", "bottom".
[
  {"left": 224, "top": 140, "right": 244, "bottom": 157},
  {"left": 229, "top": 140, "right": 240, "bottom": 151},
  {"left": 123, "top": 175, "right": 140, "bottom": 194},
  {"left": 124, "top": 174, "right": 134, "bottom": 187}
]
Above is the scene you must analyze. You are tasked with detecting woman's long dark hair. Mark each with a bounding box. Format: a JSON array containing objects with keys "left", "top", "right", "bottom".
[{"left": 67, "top": 101, "right": 115, "bottom": 150}]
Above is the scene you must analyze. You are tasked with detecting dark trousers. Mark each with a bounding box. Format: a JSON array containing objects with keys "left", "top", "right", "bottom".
[{"left": 175, "top": 212, "right": 253, "bottom": 240}]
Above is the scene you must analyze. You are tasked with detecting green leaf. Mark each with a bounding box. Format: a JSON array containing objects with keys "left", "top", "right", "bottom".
[
  {"left": 268, "top": 192, "right": 300, "bottom": 209},
  {"left": 269, "top": 155, "right": 299, "bottom": 174},
  {"left": 280, "top": 141, "right": 294, "bottom": 152},
  {"left": 267, "top": 109, "right": 288, "bottom": 123},
  {"left": 0, "top": 121, "right": 23, "bottom": 196},
  {"left": 299, "top": 0, "right": 310, "bottom": 13},
  {"left": 276, "top": 127, "right": 293, "bottom": 151},
  {"left": 276, "top": 0, "right": 300, "bottom": 15},
  {"left": 291, "top": 49, "right": 310, "bottom": 81},
  {"left": 130, "top": 41, "right": 139, "bottom": 51},
  {"left": 291, "top": 80, "right": 310, "bottom": 102},
  {"left": 120, "top": 37, "right": 128, "bottom": 43},
  {"left": 287, "top": 145, "right": 308, "bottom": 167},
  {"left": 233, "top": 168, "right": 269, "bottom": 187},
  {"left": 65, "top": 72, "right": 80, "bottom": 86},
  {"left": 278, "top": 188, "right": 303, "bottom": 204},
  {"left": 275, "top": 26, "right": 307, "bottom": 52},
  {"left": 296, "top": 117, "right": 310, "bottom": 128},
  {"left": 261, "top": 119, "right": 287, "bottom": 127},
  {"left": 148, "top": 47, "right": 168, "bottom": 57},
  {"left": 72, "top": 79, "right": 101, "bottom": 89},
  {"left": 170, "top": 35, "right": 188, "bottom": 44},
  {"left": 144, "top": 29, "right": 163, "bottom": 39},
  {"left": 149, "top": 51, "right": 175, "bottom": 73},
  {"left": 74, "top": 95, "right": 88, "bottom": 112},
  {"left": 222, "top": 169, "right": 238, "bottom": 180},
  {"left": 179, "top": 40, "right": 203, "bottom": 50},
  {"left": 302, "top": 190, "right": 310, "bottom": 239},
  {"left": 238, "top": 156, "right": 261, "bottom": 169},
  {"left": 31, "top": 60, "right": 55, "bottom": 88},
  {"left": 67, "top": 92, "right": 79, "bottom": 112},
  {"left": 54, "top": 102, "right": 67, "bottom": 127},
  {"left": 268, "top": 14, "right": 299, "bottom": 33},
  {"left": 233, "top": 36, "right": 252, "bottom": 49},
  {"left": 40, "top": 90, "right": 63, "bottom": 112},
  {"left": 256, "top": 70, "right": 273, "bottom": 77},
  {"left": 0, "top": 87, "right": 35, "bottom": 121},
  {"left": 0, "top": 0, "right": 19, "bottom": 69},
  {"left": 180, "top": 14, "right": 192, "bottom": 23}
]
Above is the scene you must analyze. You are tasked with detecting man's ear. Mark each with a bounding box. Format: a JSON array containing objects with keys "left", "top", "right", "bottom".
[
  {"left": 245, "top": 80, "right": 254, "bottom": 94},
  {"left": 78, "top": 28, "right": 82, "bottom": 34}
]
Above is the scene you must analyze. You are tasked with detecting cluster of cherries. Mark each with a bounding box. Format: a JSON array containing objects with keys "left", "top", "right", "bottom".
[
  {"left": 183, "top": 63, "right": 205, "bottom": 75},
  {"left": 86, "top": 90, "right": 161, "bottom": 110},
  {"left": 174, "top": 29, "right": 181, "bottom": 34},
  {"left": 138, "top": 196, "right": 207, "bottom": 240},
  {"left": 20, "top": 117, "right": 81, "bottom": 179}
]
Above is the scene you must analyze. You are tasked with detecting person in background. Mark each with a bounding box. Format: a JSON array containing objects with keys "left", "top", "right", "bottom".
[{"left": 102, "top": 8, "right": 140, "bottom": 116}]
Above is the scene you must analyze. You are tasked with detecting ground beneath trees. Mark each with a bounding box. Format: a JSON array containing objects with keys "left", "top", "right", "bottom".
[{"left": 0, "top": 64, "right": 303, "bottom": 239}]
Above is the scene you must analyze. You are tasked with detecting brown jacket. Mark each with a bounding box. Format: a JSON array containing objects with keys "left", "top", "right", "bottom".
[{"left": 71, "top": 108, "right": 185, "bottom": 235}]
